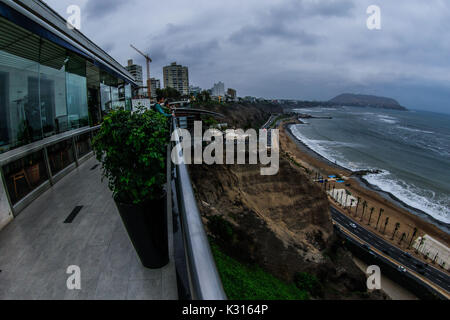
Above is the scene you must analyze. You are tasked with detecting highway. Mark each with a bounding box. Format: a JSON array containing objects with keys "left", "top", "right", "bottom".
[
  {"left": 262, "top": 114, "right": 280, "bottom": 148},
  {"left": 331, "top": 206, "right": 450, "bottom": 295}
]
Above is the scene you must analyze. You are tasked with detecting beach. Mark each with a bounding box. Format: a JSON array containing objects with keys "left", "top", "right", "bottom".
[{"left": 279, "top": 119, "right": 450, "bottom": 271}]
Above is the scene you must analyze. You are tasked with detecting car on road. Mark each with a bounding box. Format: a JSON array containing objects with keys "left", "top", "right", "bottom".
[
  {"left": 350, "top": 223, "right": 357, "bottom": 229},
  {"left": 397, "top": 265, "right": 407, "bottom": 273}
]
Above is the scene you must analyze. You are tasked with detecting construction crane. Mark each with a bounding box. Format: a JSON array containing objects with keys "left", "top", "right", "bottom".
[{"left": 130, "top": 44, "right": 152, "bottom": 99}]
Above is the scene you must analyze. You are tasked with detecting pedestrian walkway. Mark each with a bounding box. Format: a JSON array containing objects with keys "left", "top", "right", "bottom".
[{"left": 0, "top": 156, "right": 177, "bottom": 300}]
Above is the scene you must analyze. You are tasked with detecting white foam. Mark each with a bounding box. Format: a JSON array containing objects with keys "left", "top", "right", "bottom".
[
  {"left": 376, "top": 115, "right": 398, "bottom": 124},
  {"left": 365, "top": 171, "right": 450, "bottom": 224},
  {"left": 291, "top": 124, "right": 450, "bottom": 225},
  {"left": 397, "top": 126, "right": 434, "bottom": 134},
  {"left": 290, "top": 125, "right": 365, "bottom": 171}
]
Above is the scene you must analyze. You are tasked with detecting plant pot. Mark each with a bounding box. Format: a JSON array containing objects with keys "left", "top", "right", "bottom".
[{"left": 115, "top": 194, "right": 169, "bottom": 269}]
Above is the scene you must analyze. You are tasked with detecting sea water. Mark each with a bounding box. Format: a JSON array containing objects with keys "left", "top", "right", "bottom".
[{"left": 290, "top": 107, "right": 450, "bottom": 227}]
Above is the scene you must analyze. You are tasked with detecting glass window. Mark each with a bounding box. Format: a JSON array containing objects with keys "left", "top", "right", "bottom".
[
  {"left": 66, "top": 72, "right": 88, "bottom": 129},
  {"left": 86, "top": 62, "right": 101, "bottom": 126},
  {"left": 100, "top": 82, "right": 111, "bottom": 115},
  {"left": 111, "top": 85, "right": 121, "bottom": 109},
  {"left": 0, "top": 22, "right": 41, "bottom": 150},
  {"left": 125, "top": 83, "right": 132, "bottom": 111},
  {"left": 2, "top": 150, "right": 49, "bottom": 205},
  {"left": 47, "top": 139, "right": 75, "bottom": 175},
  {"left": 0, "top": 16, "right": 124, "bottom": 155},
  {"left": 39, "top": 39, "right": 68, "bottom": 136},
  {"left": 66, "top": 53, "right": 88, "bottom": 129}
]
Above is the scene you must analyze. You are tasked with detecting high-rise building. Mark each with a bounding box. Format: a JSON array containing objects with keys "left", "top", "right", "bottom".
[
  {"left": 227, "top": 88, "right": 237, "bottom": 101},
  {"left": 125, "top": 59, "right": 143, "bottom": 96},
  {"left": 211, "top": 82, "right": 225, "bottom": 98},
  {"left": 150, "top": 78, "right": 161, "bottom": 98},
  {"left": 163, "top": 62, "right": 189, "bottom": 96}
]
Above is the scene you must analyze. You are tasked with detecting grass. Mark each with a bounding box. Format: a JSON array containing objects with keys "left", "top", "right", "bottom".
[
  {"left": 210, "top": 240, "right": 309, "bottom": 300},
  {"left": 269, "top": 114, "right": 291, "bottom": 129}
]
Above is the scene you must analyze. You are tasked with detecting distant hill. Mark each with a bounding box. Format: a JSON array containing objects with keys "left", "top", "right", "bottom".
[{"left": 329, "top": 93, "right": 408, "bottom": 111}]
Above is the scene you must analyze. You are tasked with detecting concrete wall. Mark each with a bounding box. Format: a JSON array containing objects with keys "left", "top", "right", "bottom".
[
  {"left": 413, "top": 235, "right": 450, "bottom": 270},
  {"left": 0, "top": 177, "right": 13, "bottom": 230}
]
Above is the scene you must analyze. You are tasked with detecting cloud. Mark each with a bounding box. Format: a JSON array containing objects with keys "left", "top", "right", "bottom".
[
  {"left": 43, "top": 0, "right": 450, "bottom": 113},
  {"left": 84, "top": 0, "right": 134, "bottom": 19}
]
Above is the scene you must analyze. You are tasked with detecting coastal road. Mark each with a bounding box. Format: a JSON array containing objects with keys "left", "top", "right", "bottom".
[
  {"left": 331, "top": 206, "right": 450, "bottom": 295},
  {"left": 262, "top": 114, "right": 279, "bottom": 148}
]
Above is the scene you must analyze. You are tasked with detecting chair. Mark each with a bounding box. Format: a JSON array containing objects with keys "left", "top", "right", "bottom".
[{"left": 12, "top": 169, "right": 31, "bottom": 198}]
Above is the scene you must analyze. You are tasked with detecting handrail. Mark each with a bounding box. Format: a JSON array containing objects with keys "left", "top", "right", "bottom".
[{"left": 171, "top": 117, "right": 227, "bottom": 300}]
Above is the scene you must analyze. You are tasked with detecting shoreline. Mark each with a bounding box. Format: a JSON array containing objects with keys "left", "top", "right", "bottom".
[
  {"left": 285, "top": 123, "right": 450, "bottom": 235},
  {"left": 279, "top": 121, "right": 449, "bottom": 252}
]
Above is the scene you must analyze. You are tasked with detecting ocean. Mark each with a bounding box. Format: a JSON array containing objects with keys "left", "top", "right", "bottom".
[{"left": 290, "top": 106, "right": 450, "bottom": 227}]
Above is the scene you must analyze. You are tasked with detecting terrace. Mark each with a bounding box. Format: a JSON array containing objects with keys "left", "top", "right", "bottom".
[{"left": 0, "top": 114, "right": 226, "bottom": 300}]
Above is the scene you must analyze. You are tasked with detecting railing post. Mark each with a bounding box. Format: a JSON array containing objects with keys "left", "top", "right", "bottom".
[{"left": 43, "top": 147, "right": 54, "bottom": 186}]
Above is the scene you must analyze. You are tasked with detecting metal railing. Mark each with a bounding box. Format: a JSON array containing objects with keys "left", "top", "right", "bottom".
[{"left": 171, "top": 117, "right": 227, "bottom": 300}]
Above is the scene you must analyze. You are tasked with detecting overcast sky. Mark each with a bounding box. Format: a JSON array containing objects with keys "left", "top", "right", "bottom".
[{"left": 44, "top": 0, "right": 450, "bottom": 114}]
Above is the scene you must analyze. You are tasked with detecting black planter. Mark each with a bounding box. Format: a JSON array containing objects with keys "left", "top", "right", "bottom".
[{"left": 115, "top": 195, "right": 169, "bottom": 269}]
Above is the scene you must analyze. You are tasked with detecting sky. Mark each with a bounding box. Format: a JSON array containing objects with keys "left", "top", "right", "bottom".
[{"left": 44, "top": 0, "right": 450, "bottom": 114}]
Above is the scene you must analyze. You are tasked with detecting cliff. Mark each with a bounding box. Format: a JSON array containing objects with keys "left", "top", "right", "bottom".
[
  {"left": 190, "top": 155, "right": 387, "bottom": 299},
  {"left": 187, "top": 103, "right": 389, "bottom": 299}
]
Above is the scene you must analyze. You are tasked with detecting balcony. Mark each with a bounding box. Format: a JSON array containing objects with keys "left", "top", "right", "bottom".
[{"left": 0, "top": 112, "right": 226, "bottom": 300}]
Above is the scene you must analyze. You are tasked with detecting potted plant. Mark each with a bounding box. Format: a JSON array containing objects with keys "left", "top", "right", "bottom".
[{"left": 93, "top": 107, "right": 170, "bottom": 268}]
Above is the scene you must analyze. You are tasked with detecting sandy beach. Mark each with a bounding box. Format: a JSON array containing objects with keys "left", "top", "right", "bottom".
[{"left": 279, "top": 119, "right": 450, "bottom": 273}]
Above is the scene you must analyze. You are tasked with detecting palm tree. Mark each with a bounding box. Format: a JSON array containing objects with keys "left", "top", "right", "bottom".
[
  {"left": 368, "top": 207, "right": 375, "bottom": 225},
  {"left": 349, "top": 199, "right": 355, "bottom": 214},
  {"left": 355, "top": 197, "right": 361, "bottom": 217},
  {"left": 433, "top": 253, "right": 438, "bottom": 264},
  {"left": 376, "top": 208, "right": 384, "bottom": 230},
  {"left": 382, "top": 217, "right": 389, "bottom": 234},
  {"left": 417, "top": 237, "right": 425, "bottom": 253},
  {"left": 408, "top": 227, "right": 418, "bottom": 249},
  {"left": 361, "top": 200, "right": 369, "bottom": 221},
  {"left": 391, "top": 222, "right": 400, "bottom": 240},
  {"left": 399, "top": 232, "right": 406, "bottom": 245}
]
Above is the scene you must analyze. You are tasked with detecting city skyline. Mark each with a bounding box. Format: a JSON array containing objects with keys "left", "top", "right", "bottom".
[{"left": 45, "top": 0, "right": 450, "bottom": 114}]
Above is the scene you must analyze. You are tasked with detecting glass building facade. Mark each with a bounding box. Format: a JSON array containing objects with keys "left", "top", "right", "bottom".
[
  {"left": 0, "top": 16, "right": 133, "bottom": 154},
  {"left": 0, "top": 1, "right": 135, "bottom": 218}
]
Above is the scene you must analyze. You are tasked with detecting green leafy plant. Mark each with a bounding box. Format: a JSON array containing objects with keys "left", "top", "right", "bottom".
[
  {"left": 294, "top": 272, "right": 323, "bottom": 298},
  {"left": 92, "top": 107, "right": 169, "bottom": 204},
  {"left": 210, "top": 240, "right": 309, "bottom": 300}
]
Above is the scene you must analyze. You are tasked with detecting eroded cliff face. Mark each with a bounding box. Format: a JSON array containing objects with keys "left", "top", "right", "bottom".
[{"left": 190, "top": 154, "right": 383, "bottom": 299}]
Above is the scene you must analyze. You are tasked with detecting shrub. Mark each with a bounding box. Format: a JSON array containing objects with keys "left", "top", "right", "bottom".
[
  {"left": 92, "top": 107, "right": 170, "bottom": 204},
  {"left": 210, "top": 241, "right": 309, "bottom": 300},
  {"left": 294, "top": 272, "right": 323, "bottom": 298}
]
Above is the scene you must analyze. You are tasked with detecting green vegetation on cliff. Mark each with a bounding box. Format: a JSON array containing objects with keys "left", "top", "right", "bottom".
[{"left": 210, "top": 240, "right": 309, "bottom": 300}]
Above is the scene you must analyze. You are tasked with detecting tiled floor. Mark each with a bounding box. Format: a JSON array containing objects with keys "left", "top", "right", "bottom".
[{"left": 0, "top": 156, "right": 177, "bottom": 300}]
